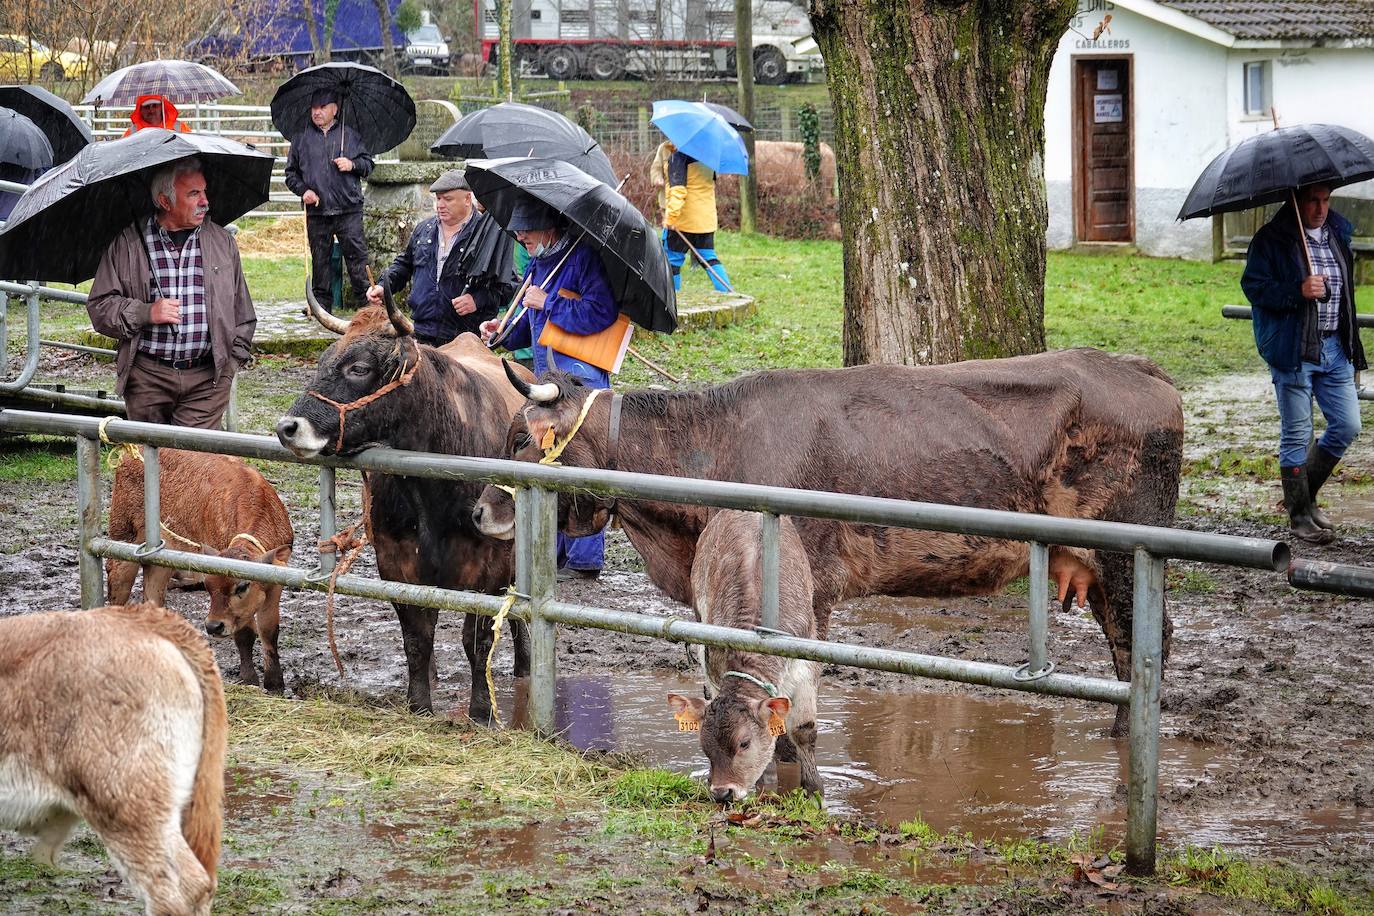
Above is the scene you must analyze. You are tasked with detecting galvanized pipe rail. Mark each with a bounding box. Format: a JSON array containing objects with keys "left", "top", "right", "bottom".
[
  {"left": 1222, "top": 305, "right": 1373, "bottom": 401},
  {"left": 0, "top": 409, "right": 1294, "bottom": 877}
]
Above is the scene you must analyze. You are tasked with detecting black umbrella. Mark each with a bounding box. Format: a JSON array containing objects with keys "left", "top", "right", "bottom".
[
  {"left": 430, "top": 102, "right": 618, "bottom": 188},
  {"left": 466, "top": 157, "right": 676, "bottom": 333},
  {"left": 702, "top": 101, "right": 754, "bottom": 133},
  {"left": 0, "top": 129, "right": 273, "bottom": 283},
  {"left": 1178, "top": 123, "right": 1374, "bottom": 220},
  {"left": 0, "top": 107, "right": 53, "bottom": 171},
  {"left": 270, "top": 62, "right": 416, "bottom": 154},
  {"left": 0, "top": 84, "right": 93, "bottom": 164}
]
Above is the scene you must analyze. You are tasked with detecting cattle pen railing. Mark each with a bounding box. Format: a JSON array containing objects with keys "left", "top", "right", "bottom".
[{"left": 0, "top": 409, "right": 1295, "bottom": 877}]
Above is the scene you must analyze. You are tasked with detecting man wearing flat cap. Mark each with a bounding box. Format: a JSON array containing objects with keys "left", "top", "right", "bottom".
[
  {"left": 284, "top": 87, "right": 374, "bottom": 312},
  {"left": 367, "top": 169, "right": 517, "bottom": 346}
]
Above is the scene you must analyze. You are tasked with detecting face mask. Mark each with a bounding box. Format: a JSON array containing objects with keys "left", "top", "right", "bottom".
[{"left": 531, "top": 242, "right": 548, "bottom": 258}]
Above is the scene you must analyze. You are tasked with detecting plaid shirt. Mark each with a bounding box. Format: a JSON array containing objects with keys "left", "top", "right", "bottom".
[
  {"left": 1305, "top": 225, "right": 1343, "bottom": 332},
  {"left": 138, "top": 216, "right": 210, "bottom": 361}
]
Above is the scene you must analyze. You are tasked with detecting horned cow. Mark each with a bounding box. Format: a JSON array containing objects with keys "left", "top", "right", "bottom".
[
  {"left": 274, "top": 293, "right": 531, "bottom": 721},
  {"left": 475, "top": 349, "right": 1185, "bottom": 736},
  {"left": 107, "top": 448, "right": 294, "bottom": 692},
  {"left": 0, "top": 603, "right": 226, "bottom": 916},
  {"left": 669, "top": 510, "right": 822, "bottom": 802}
]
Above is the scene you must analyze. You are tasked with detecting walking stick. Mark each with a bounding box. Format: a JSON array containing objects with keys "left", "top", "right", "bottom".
[
  {"left": 672, "top": 228, "right": 735, "bottom": 293},
  {"left": 626, "top": 345, "right": 681, "bottom": 383}
]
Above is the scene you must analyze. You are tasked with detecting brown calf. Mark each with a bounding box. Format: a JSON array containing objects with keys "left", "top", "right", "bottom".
[
  {"left": 0, "top": 603, "right": 226, "bottom": 916},
  {"left": 108, "top": 448, "right": 295, "bottom": 693},
  {"left": 668, "top": 511, "right": 822, "bottom": 803}
]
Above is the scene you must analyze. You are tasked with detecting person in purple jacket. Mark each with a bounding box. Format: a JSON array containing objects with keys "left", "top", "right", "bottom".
[{"left": 481, "top": 198, "right": 620, "bottom": 580}]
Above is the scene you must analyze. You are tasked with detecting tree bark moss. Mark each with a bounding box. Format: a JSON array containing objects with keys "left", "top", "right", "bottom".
[{"left": 808, "top": 0, "right": 1075, "bottom": 366}]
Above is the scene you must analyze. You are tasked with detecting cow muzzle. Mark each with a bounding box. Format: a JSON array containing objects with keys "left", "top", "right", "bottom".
[
  {"left": 276, "top": 415, "right": 330, "bottom": 457},
  {"left": 205, "top": 620, "right": 228, "bottom": 638}
]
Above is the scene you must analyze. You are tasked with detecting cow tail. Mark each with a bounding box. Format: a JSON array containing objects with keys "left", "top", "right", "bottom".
[{"left": 122, "top": 603, "right": 227, "bottom": 881}]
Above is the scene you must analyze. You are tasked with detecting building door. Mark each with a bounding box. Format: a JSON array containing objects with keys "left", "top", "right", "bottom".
[{"left": 1074, "top": 57, "right": 1133, "bottom": 243}]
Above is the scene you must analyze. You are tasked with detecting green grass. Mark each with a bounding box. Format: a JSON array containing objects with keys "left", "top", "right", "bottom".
[
  {"left": 1162, "top": 846, "right": 1372, "bottom": 915},
  {"left": 0, "top": 439, "right": 75, "bottom": 482}
]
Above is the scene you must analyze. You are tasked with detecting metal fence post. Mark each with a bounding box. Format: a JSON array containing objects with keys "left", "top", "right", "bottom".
[
  {"left": 76, "top": 434, "right": 103, "bottom": 608},
  {"left": 1027, "top": 542, "right": 1049, "bottom": 675},
  {"left": 1126, "top": 547, "right": 1165, "bottom": 875},
  {"left": 225, "top": 372, "right": 240, "bottom": 433},
  {"left": 318, "top": 466, "right": 337, "bottom": 575},
  {"left": 139, "top": 445, "right": 164, "bottom": 556},
  {"left": 760, "top": 512, "right": 780, "bottom": 630},
  {"left": 521, "top": 486, "right": 559, "bottom": 736}
]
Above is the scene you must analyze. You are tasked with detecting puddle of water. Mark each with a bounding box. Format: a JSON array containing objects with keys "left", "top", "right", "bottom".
[{"left": 484, "top": 671, "right": 1374, "bottom": 856}]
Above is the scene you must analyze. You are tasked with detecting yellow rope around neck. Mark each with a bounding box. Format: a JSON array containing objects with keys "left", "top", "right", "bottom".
[
  {"left": 539, "top": 388, "right": 604, "bottom": 466},
  {"left": 484, "top": 585, "right": 521, "bottom": 727},
  {"left": 229, "top": 532, "right": 268, "bottom": 556}
]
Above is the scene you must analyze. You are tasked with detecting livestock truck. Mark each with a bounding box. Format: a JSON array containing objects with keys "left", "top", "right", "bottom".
[{"left": 476, "top": 0, "right": 823, "bottom": 83}]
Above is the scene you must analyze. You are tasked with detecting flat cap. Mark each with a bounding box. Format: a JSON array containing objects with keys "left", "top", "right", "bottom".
[{"left": 430, "top": 169, "right": 469, "bottom": 193}]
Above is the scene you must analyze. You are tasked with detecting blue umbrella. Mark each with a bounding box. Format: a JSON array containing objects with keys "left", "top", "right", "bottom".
[{"left": 650, "top": 100, "right": 749, "bottom": 176}]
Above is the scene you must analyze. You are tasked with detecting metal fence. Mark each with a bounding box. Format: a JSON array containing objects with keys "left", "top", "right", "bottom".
[
  {"left": 0, "top": 408, "right": 1299, "bottom": 876},
  {"left": 0, "top": 281, "right": 239, "bottom": 428},
  {"left": 1222, "top": 305, "right": 1374, "bottom": 401}
]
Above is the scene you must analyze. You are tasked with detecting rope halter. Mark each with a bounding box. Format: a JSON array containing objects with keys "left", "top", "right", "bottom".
[{"left": 307, "top": 344, "right": 422, "bottom": 453}]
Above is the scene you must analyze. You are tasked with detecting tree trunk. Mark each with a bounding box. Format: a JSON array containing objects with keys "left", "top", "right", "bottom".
[
  {"left": 370, "top": 0, "right": 398, "bottom": 77},
  {"left": 808, "top": 0, "right": 1075, "bottom": 366}
]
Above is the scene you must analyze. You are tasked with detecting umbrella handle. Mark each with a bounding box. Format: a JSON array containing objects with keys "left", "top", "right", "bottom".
[
  {"left": 1271, "top": 109, "right": 1317, "bottom": 285},
  {"left": 673, "top": 228, "right": 734, "bottom": 293}
]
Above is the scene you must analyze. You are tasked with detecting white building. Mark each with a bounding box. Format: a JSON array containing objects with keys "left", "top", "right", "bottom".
[{"left": 1044, "top": 0, "right": 1374, "bottom": 260}]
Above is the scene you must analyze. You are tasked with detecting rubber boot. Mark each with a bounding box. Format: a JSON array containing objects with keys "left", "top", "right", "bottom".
[
  {"left": 1281, "top": 466, "right": 1336, "bottom": 545},
  {"left": 666, "top": 247, "right": 686, "bottom": 292},
  {"left": 1304, "top": 445, "right": 1341, "bottom": 531},
  {"left": 697, "top": 247, "right": 732, "bottom": 292}
]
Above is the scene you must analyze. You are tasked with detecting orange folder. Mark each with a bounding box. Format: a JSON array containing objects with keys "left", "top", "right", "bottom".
[{"left": 538, "top": 312, "right": 635, "bottom": 374}]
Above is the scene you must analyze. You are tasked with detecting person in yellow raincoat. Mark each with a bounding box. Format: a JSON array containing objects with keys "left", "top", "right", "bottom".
[{"left": 660, "top": 144, "right": 731, "bottom": 292}]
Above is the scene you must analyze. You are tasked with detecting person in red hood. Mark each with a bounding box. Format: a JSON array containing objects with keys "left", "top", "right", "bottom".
[{"left": 122, "top": 95, "right": 192, "bottom": 137}]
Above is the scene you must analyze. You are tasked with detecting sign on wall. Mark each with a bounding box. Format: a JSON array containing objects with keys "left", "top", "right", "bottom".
[{"left": 1094, "top": 94, "right": 1124, "bottom": 123}]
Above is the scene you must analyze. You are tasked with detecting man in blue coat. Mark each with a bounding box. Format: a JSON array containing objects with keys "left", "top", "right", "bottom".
[
  {"left": 367, "top": 170, "right": 517, "bottom": 346},
  {"left": 1242, "top": 183, "right": 1367, "bottom": 544},
  {"left": 481, "top": 198, "right": 620, "bottom": 579}
]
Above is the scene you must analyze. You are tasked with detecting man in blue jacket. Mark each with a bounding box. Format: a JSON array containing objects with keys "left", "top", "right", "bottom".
[
  {"left": 284, "top": 88, "right": 374, "bottom": 313},
  {"left": 1242, "top": 183, "right": 1367, "bottom": 544},
  {"left": 367, "top": 170, "right": 516, "bottom": 346},
  {"left": 480, "top": 198, "right": 620, "bottom": 579}
]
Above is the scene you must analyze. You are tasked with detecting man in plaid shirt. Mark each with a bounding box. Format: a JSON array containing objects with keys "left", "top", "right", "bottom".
[
  {"left": 1243, "top": 183, "right": 1367, "bottom": 544},
  {"left": 88, "top": 158, "right": 256, "bottom": 428}
]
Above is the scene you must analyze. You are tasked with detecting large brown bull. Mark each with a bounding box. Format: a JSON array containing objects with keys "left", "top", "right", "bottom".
[
  {"left": 274, "top": 293, "right": 530, "bottom": 721},
  {"left": 473, "top": 348, "right": 1185, "bottom": 735}
]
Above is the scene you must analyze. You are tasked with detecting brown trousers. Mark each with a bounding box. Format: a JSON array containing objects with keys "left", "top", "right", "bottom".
[{"left": 122, "top": 354, "right": 232, "bottom": 430}]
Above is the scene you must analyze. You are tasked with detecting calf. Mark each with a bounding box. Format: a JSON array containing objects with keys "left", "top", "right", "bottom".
[
  {"left": 0, "top": 603, "right": 226, "bottom": 916},
  {"left": 668, "top": 510, "right": 822, "bottom": 803},
  {"left": 108, "top": 448, "right": 294, "bottom": 693}
]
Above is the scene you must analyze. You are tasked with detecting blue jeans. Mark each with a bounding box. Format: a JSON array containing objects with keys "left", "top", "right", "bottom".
[{"left": 1270, "top": 334, "right": 1362, "bottom": 467}]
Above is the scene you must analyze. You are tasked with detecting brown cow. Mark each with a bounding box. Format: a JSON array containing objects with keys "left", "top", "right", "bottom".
[
  {"left": 668, "top": 510, "right": 822, "bottom": 802},
  {"left": 0, "top": 603, "right": 226, "bottom": 916},
  {"left": 474, "top": 348, "right": 1184, "bottom": 736},
  {"left": 274, "top": 294, "right": 532, "bottom": 721},
  {"left": 754, "top": 139, "right": 836, "bottom": 199},
  {"left": 108, "top": 449, "right": 294, "bottom": 693}
]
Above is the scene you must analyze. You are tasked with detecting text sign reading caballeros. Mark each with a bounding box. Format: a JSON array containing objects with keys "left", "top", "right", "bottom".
[{"left": 1072, "top": 0, "right": 1131, "bottom": 49}]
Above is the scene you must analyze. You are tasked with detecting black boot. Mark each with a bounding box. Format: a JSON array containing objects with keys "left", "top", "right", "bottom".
[
  {"left": 1281, "top": 466, "right": 1336, "bottom": 545},
  {"left": 1304, "top": 446, "right": 1341, "bottom": 531}
]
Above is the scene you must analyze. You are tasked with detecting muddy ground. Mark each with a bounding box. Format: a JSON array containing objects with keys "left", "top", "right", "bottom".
[{"left": 2, "top": 352, "right": 1373, "bottom": 910}]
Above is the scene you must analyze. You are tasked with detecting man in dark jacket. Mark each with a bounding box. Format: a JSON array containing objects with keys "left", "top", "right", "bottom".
[
  {"left": 284, "top": 88, "right": 373, "bottom": 312},
  {"left": 366, "top": 169, "right": 517, "bottom": 346},
  {"left": 1242, "top": 183, "right": 1367, "bottom": 544}
]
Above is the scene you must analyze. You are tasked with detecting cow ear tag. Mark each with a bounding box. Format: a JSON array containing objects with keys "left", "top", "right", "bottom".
[
  {"left": 768, "top": 713, "right": 787, "bottom": 737},
  {"left": 540, "top": 427, "right": 557, "bottom": 450},
  {"left": 675, "top": 711, "right": 701, "bottom": 732}
]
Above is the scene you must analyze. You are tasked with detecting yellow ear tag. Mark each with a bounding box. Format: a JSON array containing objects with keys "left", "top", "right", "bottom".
[
  {"left": 540, "top": 427, "right": 557, "bottom": 450},
  {"left": 768, "top": 713, "right": 787, "bottom": 737},
  {"left": 675, "top": 711, "right": 700, "bottom": 732}
]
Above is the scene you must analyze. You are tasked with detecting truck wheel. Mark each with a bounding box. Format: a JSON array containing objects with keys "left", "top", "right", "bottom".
[
  {"left": 542, "top": 46, "right": 579, "bottom": 80},
  {"left": 753, "top": 47, "right": 786, "bottom": 85},
  {"left": 585, "top": 46, "right": 624, "bottom": 81}
]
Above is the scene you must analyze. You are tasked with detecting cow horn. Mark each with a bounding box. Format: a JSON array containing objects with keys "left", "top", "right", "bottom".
[
  {"left": 305, "top": 283, "right": 349, "bottom": 335},
  {"left": 381, "top": 283, "right": 414, "bottom": 337},
  {"left": 502, "top": 359, "right": 559, "bottom": 403}
]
